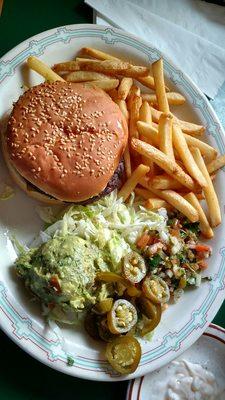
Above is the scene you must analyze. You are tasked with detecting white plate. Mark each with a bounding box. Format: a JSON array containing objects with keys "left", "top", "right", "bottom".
[
  {"left": 0, "top": 24, "right": 225, "bottom": 382},
  {"left": 127, "top": 323, "right": 225, "bottom": 399}
]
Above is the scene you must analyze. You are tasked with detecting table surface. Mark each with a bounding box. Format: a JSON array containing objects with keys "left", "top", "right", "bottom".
[{"left": 0, "top": 1, "right": 224, "bottom": 399}]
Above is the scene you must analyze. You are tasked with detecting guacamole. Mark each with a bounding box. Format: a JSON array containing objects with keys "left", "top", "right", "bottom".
[{"left": 15, "top": 235, "right": 106, "bottom": 316}]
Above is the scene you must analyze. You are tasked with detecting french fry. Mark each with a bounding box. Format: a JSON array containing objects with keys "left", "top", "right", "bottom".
[
  {"left": 178, "top": 192, "right": 205, "bottom": 201},
  {"left": 148, "top": 188, "right": 199, "bottom": 222},
  {"left": 150, "top": 106, "right": 205, "bottom": 136},
  {"left": 80, "top": 47, "right": 118, "bottom": 61},
  {"left": 152, "top": 59, "right": 170, "bottom": 113},
  {"left": 151, "top": 174, "right": 184, "bottom": 190},
  {"left": 76, "top": 59, "right": 150, "bottom": 78},
  {"left": 80, "top": 47, "right": 156, "bottom": 90},
  {"left": 207, "top": 154, "right": 225, "bottom": 174},
  {"left": 158, "top": 113, "right": 174, "bottom": 161},
  {"left": 134, "top": 187, "right": 155, "bottom": 200},
  {"left": 192, "top": 147, "right": 221, "bottom": 227},
  {"left": 124, "top": 145, "right": 132, "bottom": 178},
  {"left": 172, "top": 123, "right": 207, "bottom": 187},
  {"left": 129, "top": 95, "right": 142, "bottom": 140},
  {"left": 27, "top": 56, "right": 65, "bottom": 82},
  {"left": 126, "top": 85, "right": 141, "bottom": 110},
  {"left": 142, "top": 92, "right": 185, "bottom": 106},
  {"left": 184, "top": 193, "right": 214, "bottom": 239},
  {"left": 145, "top": 198, "right": 170, "bottom": 210},
  {"left": 65, "top": 71, "right": 113, "bottom": 82},
  {"left": 115, "top": 99, "right": 129, "bottom": 121},
  {"left": 137, "top": 121, "right": 159, "bottom": 147},
  {"left": 118, "top": 77, "right": 133, "bottom": 100},
  {"left": 136, "top": 75, "right": 156, "bottom": 91},
  {"left": 139, "top": 101, "right": 152, "bottom": 125},
  {"left": 139, "top": 102, "right": 155, "bottom": 173},
  {"left": 53, "top": 61, "right": 80, "bottom": 72},
  {"left": 84, "top": 79, "right": 119, "bottom": 91},
  {"left": 118, "top": 164, "right": 150, "bottom": 201},
  {"left": 185, "top": 134, "right": 217, "bottom": 162},
  {"left": 131, "top": 138, "right": 195, "bottom": 190}
]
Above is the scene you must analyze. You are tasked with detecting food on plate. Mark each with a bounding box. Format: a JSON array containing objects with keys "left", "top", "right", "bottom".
[
  {"left": 131, "top": 138, "right": 195, "bottom": 190},
  {"left": 27, "top": 56, "right": 64, "bottom": 82},
  {"left": 3, "top": 46, "right": 225, "bottom": 375},
  {"left": 158, "top": 113, "right": 174, "bottom": 161},
  {"left": 192, "top": 147, "right": 221, "bottom": 227},
  {"left": 3, "top": 81, "right": 128, "bottom": 204},
  {"left": 141, "top": 92, "right": 186, "bottom": 106},
  {"left": 152, "top": 58, "right": 170, "bottom": 113},
  {"left": 14, "top": 193, "right": 212, "bottom": 373}
]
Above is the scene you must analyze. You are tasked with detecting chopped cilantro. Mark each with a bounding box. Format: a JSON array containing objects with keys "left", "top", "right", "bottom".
[
  {"left": 148, "top": 254, "right": 162, "bottom": 269},
  {"left": 180, "top": 230, "right": 187, "bottom": 238},
  {"left": 183, "top": 222, "right": 200, "bottom": 235},
  {"left": 177, "top": 253, "right": 187, "bottom": 264},
  {"left": 67, "top": 356, "right": 74, "bottom": 367}
]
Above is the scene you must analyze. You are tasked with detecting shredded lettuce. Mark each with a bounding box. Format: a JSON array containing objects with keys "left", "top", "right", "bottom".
[{"left": 35, "top": 190, "right": 168, "bottom": 270}]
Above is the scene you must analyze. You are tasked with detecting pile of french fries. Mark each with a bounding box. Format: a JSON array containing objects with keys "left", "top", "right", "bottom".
[{"left": 27, "top": 48, "right": 225, "bottom": 239}]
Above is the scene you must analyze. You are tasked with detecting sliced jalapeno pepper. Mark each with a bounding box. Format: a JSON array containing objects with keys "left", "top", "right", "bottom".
[
  {"left": 123, "top": 252, "right": 147, "bottom": 284},
  {"left": 107, "top": 299, "right": 138, "bottom": 334},
  {"left": 92, "top": 298, "right": 113, "bottom": 315},
  {"left": 105, "top": 336, "right": 141, "bottom": 374},
  {"left": 142, "top": 275, "right": 170, "bottom": 304},
  {"left": 137, "top": 297, "right": 162, "bottom": 336}
]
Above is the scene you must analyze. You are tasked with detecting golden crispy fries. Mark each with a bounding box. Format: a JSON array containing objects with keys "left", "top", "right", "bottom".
[
  {"left": 77, "top": 59, "right": 149, "bottom": 78},
  {"left": 65, "top": 71, "right": 113, "bottom": 82},
  {"left": 115, "top": 99, "right": 129, "bottom": 121},
  {"left": 124, "top": 145, "right": 132, "bottom": 178},
  {"left": 139, "top": 101, "right": 152, "bottom": 124},
  {"left": 172, "top": 123, "right": 207, "bottom": 187},
  {"left": 129, "top": 95, "right": 142, "bottom": 140},
  {"left": 80, "top": 47, "right": 156, "bottom": 90},
  {"left": 152, "top": 59, "right": 170, "bottom": 113},
  {"left": 137, "top": 121, "right": 159, "bottom": 147},
  {"left": 126, "top": 85, "right": 141, "bottom": 110},
  {"left": 207, "top": 154, "right": 225, "bottom": 174},
  {"left": 27, "top": 56, "right": 65, "bottom": 82},
  {"left": 54, "top": 59, "right": 149, "bottom": 77},
  {"left": 149, "top": 188, "right": 199, "bottom": 222},
  {"left": 145, "top": 198, "right": 170, "bottom": 210},
  {"left": 151, "top": 174, "right": 184, "bottom": 190},
  {"left": 136, "top": 75, "right": 155, "bottom": 91},
  {"left": 131, "top": 138, "right": 195, "bottom": 190},
  {"left": 185, "top": 134, "right": 217, "bottom": 162},
  {"left": 150, "top": 106, "right": 205, "bottom": 136},
  {"left": 139, "top": 102, "right": 155, "bottom": 173},
  {"left": 118, "top": 77, "right": 133, "bottom": 100},
  {"left": 118, "top": 164, "right": 150, "bottom": 201},
  {"left": 53, "top": 61, "right": 80, "bottom": 72},
  {"left": 134, "top": 187, "right": 155, "bottom": 199},
  {"left": 192, "top": 148, "right": 221, "bottom": 227},
  {"left": 142, "top": 92, "right": 185, "bottom": 106},
  {"left": 184, "top": 193, "right": 214, "bottom": 239},
  {"left": 158, "top": 113, "right": 174, "bottom": 161},
  {"left": 84, "top": 79, "right": 119, "bottom": 91},
  {"left": 80, "top": 47, "right": 118, "bottom": 60}
]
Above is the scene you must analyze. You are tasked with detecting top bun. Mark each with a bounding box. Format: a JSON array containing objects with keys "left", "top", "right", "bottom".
[{"left": 6, "top": 82, "right": 128, "bottom": 202}]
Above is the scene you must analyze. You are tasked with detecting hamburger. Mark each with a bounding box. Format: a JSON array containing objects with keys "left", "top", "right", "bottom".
[{"left": 2, "top": 81, "right": 128, "bottom": 204}]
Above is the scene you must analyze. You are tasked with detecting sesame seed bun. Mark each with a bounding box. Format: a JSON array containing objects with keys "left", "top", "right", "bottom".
[{"left": 5, "top": 82, "right": 128, "bottom": 203}]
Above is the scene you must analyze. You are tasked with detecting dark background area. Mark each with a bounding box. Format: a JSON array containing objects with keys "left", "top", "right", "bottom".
[{"left": 0, "top": 1, "right": 224, "bottom": 399}]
